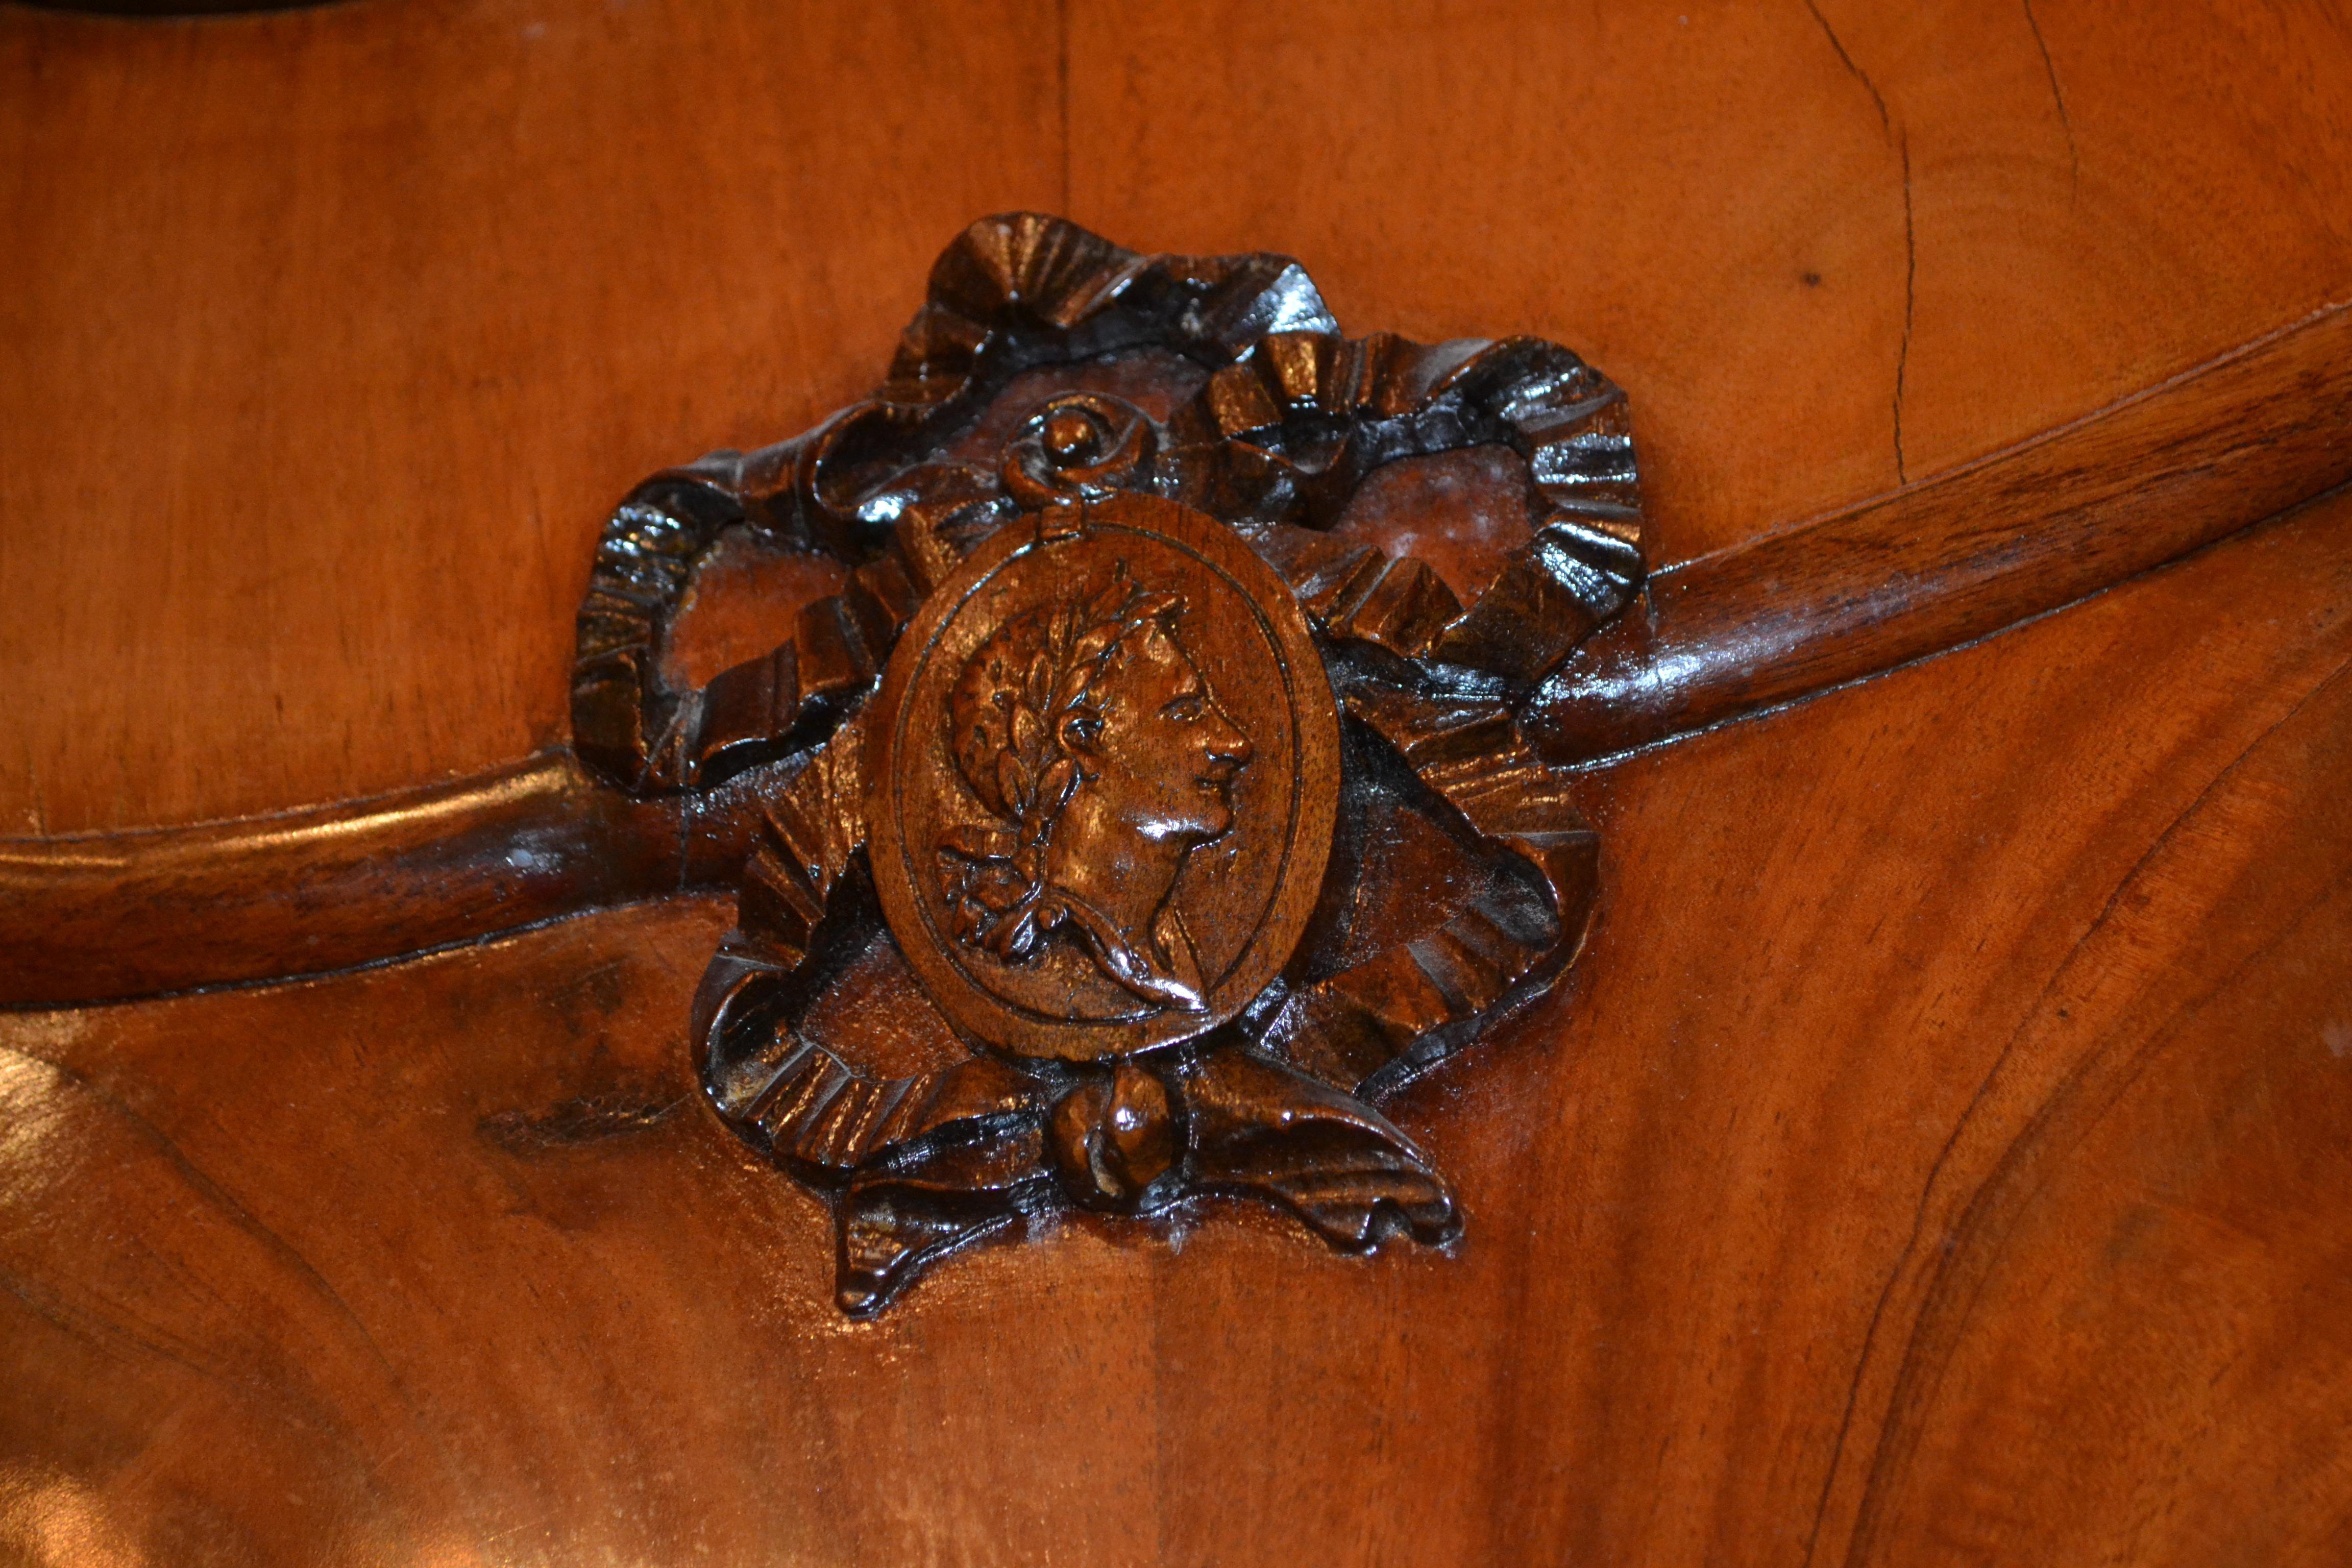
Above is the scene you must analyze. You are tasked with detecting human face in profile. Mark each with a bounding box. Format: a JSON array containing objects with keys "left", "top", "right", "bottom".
[{"left": 1079, "top": 622, "right": 1251, "bottom": 846}]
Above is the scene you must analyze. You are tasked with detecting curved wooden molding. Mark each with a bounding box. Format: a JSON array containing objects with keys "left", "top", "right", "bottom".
[
  {"left": 1525, "top": 300, "right": 2352, "bottom": 765},
  {"left": 4, "top": 303, "right": 2345, "bottom": 1009},
  {"left": 0, "top": 755, "right": 709, "bottom": 1007}
]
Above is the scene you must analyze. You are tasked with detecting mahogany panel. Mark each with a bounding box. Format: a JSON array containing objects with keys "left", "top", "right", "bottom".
[
  {"left": 0, "top": 0, "right": 1062, "bottom": 836},
  {"left": 1065, "top": 0, "right": 2352, "bottom": 565},
  {"left": 1844, "top": 732, "right": 2352, "bottom": 1568},
  {"left": 4, "top": 478, "right": 2344, "bottom": 1566},
  {"left": 1150, "top": 492, "right": 2352, "bottom": 1568},
  {"left": 7, "top": 3, "right": 2350, "bottom": 1561}
]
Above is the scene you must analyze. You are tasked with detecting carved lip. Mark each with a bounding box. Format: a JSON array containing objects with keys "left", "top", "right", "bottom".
[{"left": 867, "top": 493, "right": 1341, "bottom": 1062}]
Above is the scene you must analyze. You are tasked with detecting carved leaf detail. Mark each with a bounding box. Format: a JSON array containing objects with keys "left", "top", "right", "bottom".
[
  {"left": 995, "top": 750, "right": 1031, "bottom": 815},
  {"left": 1024, "top": 652, "right": 1054, "bottom": 720},
  {"left": 939, "top": 560, "right": 1198, "bottom": 971},
  {"left": 1037, "top": 756, "right": 1079, "bottom": 816}
]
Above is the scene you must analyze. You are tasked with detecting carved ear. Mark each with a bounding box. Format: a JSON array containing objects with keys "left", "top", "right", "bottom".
[{"left": 1061, "top": 712, "right": 1102, "bottom": 754}]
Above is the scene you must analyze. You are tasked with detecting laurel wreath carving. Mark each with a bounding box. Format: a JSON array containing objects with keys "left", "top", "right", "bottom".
[{"left": 936, "top": 562, "right": 1183, "bottom": 965}]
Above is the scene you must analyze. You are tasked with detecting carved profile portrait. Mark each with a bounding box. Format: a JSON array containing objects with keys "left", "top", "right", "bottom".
[
  {"left": 936, "top": 562, "right": 1251, "bottom": 1013},
  {"left": 674, "top": 224, "right": 1624, "bottom": 1311}
]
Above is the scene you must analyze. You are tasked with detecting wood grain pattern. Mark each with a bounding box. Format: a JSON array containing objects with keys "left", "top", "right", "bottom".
[
  {"left": 5, "top": 480, "right": 2344, "bottom": 1568},
  {"left": 1067, "top": 0, "right": 2352, "bottom": 564},
  {"left": 9, "top": 0, "right": 2352, "bottom": 1561},
  {"left": 1509, "top": 489, "right": 2352, "bottom": 1568},
  {"left": 0, "top": 0, "right": 1062, "bottom": 836},
  {"left": 9, "top": 0, "right": 2352, "bottom": 838},
  {"left": 1527, "top": 299, "right": 2352, "bottom": 763}
]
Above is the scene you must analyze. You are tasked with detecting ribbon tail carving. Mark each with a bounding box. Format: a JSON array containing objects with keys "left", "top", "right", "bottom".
[
  {"left": 836, "top": 1059, "right": 1054, "bottom": 1315},
  {"left": 1181, "top": 1048, "right": 1458, "bottom": 1250}
]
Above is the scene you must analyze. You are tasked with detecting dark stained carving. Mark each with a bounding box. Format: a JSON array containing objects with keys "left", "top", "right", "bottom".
[
  {"left": 932, "top": 558, "right": 1242, "bottom": 1015},
  {"left": 576, "top": 214, "right": 1649, "bottom": 1312},
  {"left": 566, "top": 215, "right": 1643, "bottom": 798},
  {"left": 870, "top": 491, "right": 1339, "bottom": 1062}
]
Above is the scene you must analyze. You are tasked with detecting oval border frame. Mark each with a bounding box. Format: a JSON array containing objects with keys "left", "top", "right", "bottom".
[{"left": 866, "top": 493, "right": 1341, "bottom": 1061}]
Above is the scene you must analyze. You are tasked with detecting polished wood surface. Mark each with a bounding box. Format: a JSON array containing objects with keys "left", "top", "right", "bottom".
[
  {"left": 0, "top": 0, "right": 1065, "bottom": 834},
  {"left": 6, "top": 0, "right": 2351, "bottom": 1563},
  {"left": 10, "top": 266, "right": 2343, "bottom": 1008},
  {"left": 1529, "top": 299, "right": 2352, "bottom": 763},
  {"left": 5, "top": 0, "right": 2349, "bottom": 834},
  {"left": 0, "top": 754, "right": 704, "bottom": 1005},
  {"left": 6, "top": 493, "right": 2346, "bottom": 1565}
]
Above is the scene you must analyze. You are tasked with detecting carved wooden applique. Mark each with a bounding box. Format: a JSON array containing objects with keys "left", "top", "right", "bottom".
[{"left": 570, "top": 214, "right": 1646, "bottom": 1311}]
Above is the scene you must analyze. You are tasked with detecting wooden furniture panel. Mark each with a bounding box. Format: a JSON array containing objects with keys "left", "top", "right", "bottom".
[
  {"left": 7, "top": 2, "right": 2348, "bottom": 1561},
  {"left": 0, "top": 0, "right": 1062, "bottom": 834},
  {"left": 9, "top": 0, "right": 2351, "bottom": 838},
  {"left": 6, "top": 485, "right": 2343, "bottom": 1566},
  {"left": 1066, "top": 0, "right": 2352, "bottom": 562}
]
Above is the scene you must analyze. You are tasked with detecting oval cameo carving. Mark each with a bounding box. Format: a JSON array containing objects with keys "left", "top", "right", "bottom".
[{"left": 868, "top": 493, "right": 1341, "bottom": 1060}]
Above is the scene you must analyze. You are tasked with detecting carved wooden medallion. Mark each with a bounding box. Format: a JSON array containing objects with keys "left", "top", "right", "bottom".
[
  {"left": 869, "top": 492, "right": 1340, "bottom": 1061},
  {"left": 562, "top": 214, "right": 1649, "bottom": 1312}
]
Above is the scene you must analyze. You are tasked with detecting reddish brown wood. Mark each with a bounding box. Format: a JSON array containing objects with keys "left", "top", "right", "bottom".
[
  {"left": 5, "top": 351, "right": 2335, "bottom": 1011},
  {"left": 8, "top": 1, "right": 2352, "bottom": 1562},
  {"left": 557, "top": 224, "right": 1641, "bottom": 1312},
  {"left": 6, "top": 252, "right": 2342, "bottom": 1015},
  {"left": 867, "top": 493, "right": 1341, "bottom": 1062},
  {"left": 1069, "top": 1, "right": 2352, "bottom": 565},
  {"left": 0, "top": 755, "right": 696, "bottom": 1006},
  {"left": 4, "top": 489, "right": 2344, "bottom": 1565},
  {"left": 1527, "top": 301, "right": 2352, "bottom": 763},
  {"left": 10, "top": 0, "right": 2351, "bottom": 838},
  {"left": 0, "top": 0, "right": 1066, "bottom": 836}
]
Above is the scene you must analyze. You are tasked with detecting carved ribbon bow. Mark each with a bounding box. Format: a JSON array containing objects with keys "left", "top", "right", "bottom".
[{"left": 569, "top": 215, "right": 1643, "bottom": 1312}]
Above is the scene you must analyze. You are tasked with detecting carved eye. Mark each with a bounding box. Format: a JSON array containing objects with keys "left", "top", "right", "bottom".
[{"left": 1163, "top": 694, "right": 1204, "bottom": 722}]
